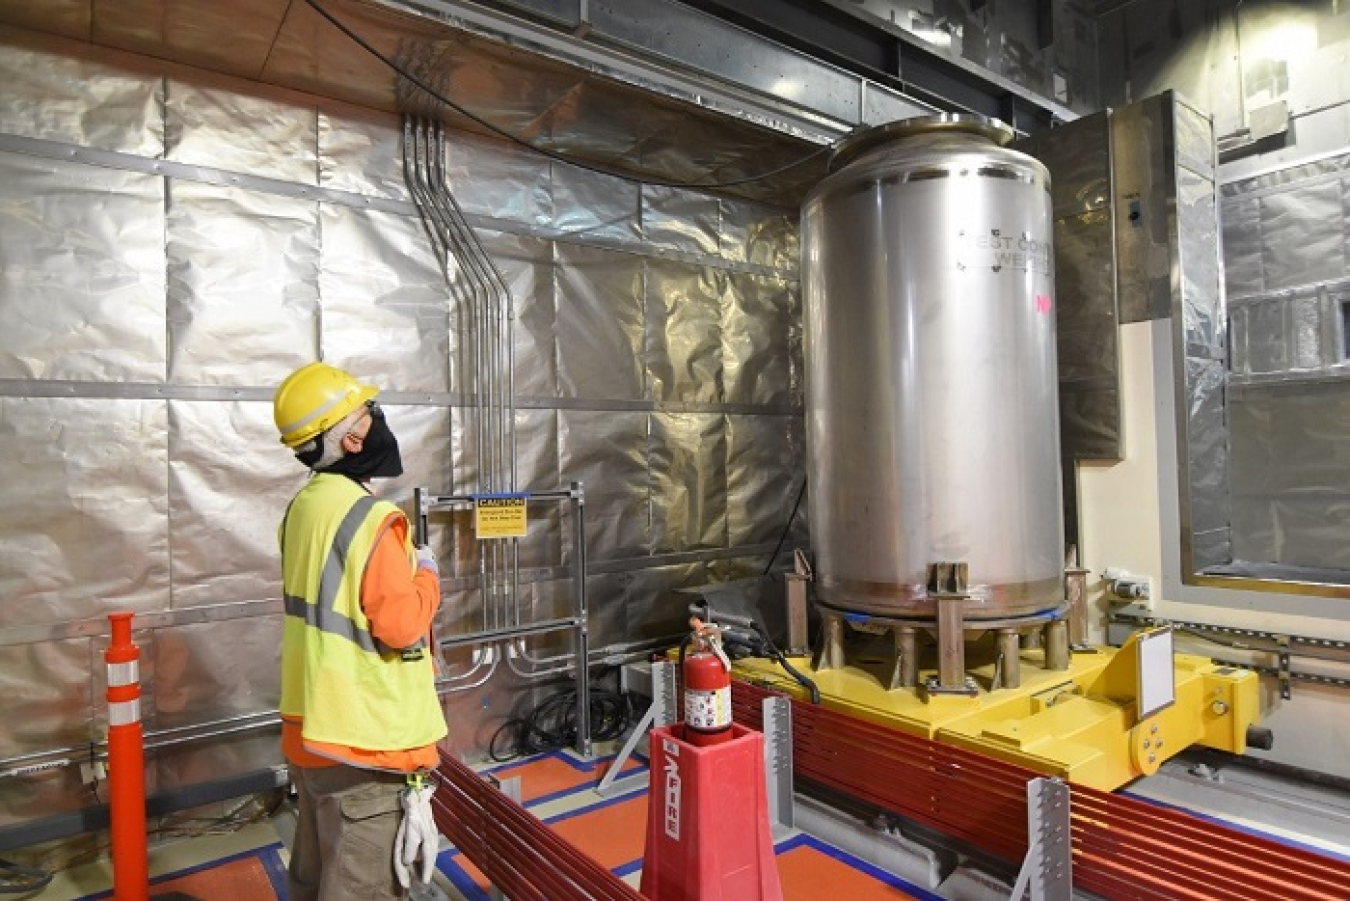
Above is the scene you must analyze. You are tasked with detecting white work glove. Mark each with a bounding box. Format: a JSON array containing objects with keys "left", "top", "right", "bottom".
[
  {"left": 394, "top": 778, "right": 439, "bottom": 888},
  {"left": 415, "top": 544, "right": 439, "bottom": 577}
]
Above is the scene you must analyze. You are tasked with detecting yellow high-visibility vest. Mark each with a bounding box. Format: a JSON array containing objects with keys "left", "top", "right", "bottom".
[{"left": 279, "top": 474, "right": 446, "bottom": 755}]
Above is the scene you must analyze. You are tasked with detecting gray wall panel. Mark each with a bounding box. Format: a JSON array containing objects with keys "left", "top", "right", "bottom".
[
  {"left": 0, "top": 29, "right": 162, "bottom": 155},
  {"left": 554, "top": 243, "right": 646, "bottom": 401},
  {"left": 2, "top": 398, "right": 170, "bottom": 625},
  {"left": 650, "top": 412, "right": 728, "bottom": 553},
  {"left": 0, "top": 154, "right": 165, "bottom": 381},
  {"left": 1259, "top": 184, "right": 1344, "bottom": 291},
  {"left": 166, "top": 182, "right": 320, "bottom": 386},
  {"left": 558, "top": 409, "right": 651, "bottom": 560},
  {"left": 166, "top": 79, "right": 318, "bottom": 185},
  {"left": 645, "top": 260, "right": 723, "bottom": 403}
]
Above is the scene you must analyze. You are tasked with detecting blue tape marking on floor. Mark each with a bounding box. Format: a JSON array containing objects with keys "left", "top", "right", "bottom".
[
  {"left": 1121, "top": 789, "right": 1350, "bottom": 865},
  {"left": 774, "top": 833, "right": 947, "bottom": 901},
  {"left": 259, "top": 843, "right": 290, "bottom": 897},
  {"left": 479, "top": 750, "right": 650, "bottom": 808},
  {"left": 436, "top": 847, "right": 491, "bottom": 901},
  {"left": 537, "top": 785, "right": 647, "bottom": 825}
]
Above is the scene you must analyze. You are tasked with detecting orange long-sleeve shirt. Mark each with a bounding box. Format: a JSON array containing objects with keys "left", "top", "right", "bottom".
[{"left": 283, "top": 511, "right": 443, "bottom": 771}]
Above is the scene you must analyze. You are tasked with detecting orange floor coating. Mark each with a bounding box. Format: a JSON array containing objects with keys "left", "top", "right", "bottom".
[
  {"left": 484, "top": 751, "right": 646, "bottom": 805},
  {"left": 80, "top": 844, "right": 286, "bottom": 901},
  {"left": 548, "top": 792, "right": 650, "bottom": 872},
  {"left": 776, "top": 838, "right": 928, "bottom": 900},
  {"left": 438, "top": 778, "right": 946, "bottom": 901}
]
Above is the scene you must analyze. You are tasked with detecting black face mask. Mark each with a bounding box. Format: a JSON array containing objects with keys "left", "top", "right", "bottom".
[{"left": 322, "top": 405, "right": 403, "bottom": 481}]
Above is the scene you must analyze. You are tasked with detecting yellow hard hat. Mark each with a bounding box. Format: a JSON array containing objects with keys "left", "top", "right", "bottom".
[{"left": 273, "top": 362, "right": 379, "bottom": 448}]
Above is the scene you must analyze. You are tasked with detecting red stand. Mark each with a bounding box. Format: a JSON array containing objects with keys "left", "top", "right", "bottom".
[{"left": 640, "top": 723, "right": 783, "bottom": 901}]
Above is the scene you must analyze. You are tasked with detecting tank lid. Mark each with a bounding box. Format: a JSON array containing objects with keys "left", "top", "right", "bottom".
[{"left": 829, "top": 114, "right": 1016, "bottom": 171}]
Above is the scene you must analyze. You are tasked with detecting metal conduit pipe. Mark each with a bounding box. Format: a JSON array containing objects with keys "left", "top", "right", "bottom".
[
  {"left": 428, "top": 123, "right": 521, "bottom": 641},
  {"left": 0, "top": 711, "right": 281, "bottom": 779},
  {"left": 503, "top": 636, "right": 677, "bottom": 680},
  {"left": 404, "top": 120, "right": 497, "bottom": 683},
  {"left": 406, "top": 117, "right": 539, "bottom": 684},
  {"left": 427, "top": 122, "right": 517, "bottom": 634}
]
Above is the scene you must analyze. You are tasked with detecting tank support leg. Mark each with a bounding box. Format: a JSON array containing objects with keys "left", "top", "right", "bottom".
[
  {"left": 935, "top": 595, "right": 968, "bottom": 692},
  {"left": 812, "top": 612, "right": 846, "bottom": 672},
  {"left": 1045, "top": 619, "right": 1070, "bottom": 671},
  {"left": 997, "top": 628, "right": 1021, "bottom": 689},
  {"left": 889, "top": 627, "right": 918, "bottom": 689}
]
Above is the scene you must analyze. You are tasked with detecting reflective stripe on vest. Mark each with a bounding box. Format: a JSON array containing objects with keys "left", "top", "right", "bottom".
[{"left": 281, "top": 494, "right": 426, "bottom": 655}]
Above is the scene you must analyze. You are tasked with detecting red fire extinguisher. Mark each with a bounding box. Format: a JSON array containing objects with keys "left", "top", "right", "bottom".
[{"left": 683, "top": 618, "right": 733, "bottom": 746}]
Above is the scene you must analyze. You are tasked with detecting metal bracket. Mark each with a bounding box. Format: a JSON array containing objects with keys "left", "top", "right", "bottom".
[
  {"left": 762, "top": 695, "right": 794, "bottom": 835},
  {"left": 1277, "top": 635, "right": 1292, "bottom": 700},
  {"left": 486, "top": 774, "right": 523, "bottom": 901},
  {"left": 1009, "top": 777, "right": 1072, "bottom": 900},
  {"left": 596, "top": 661, "right": 677, "bottom": 798}
]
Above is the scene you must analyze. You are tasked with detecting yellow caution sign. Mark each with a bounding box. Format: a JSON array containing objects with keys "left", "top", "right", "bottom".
[{"left": 473, "top": 494, "right": 528, "bottom": 539}]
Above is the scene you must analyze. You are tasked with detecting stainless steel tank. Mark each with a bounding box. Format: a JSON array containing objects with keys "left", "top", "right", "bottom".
[{"left": 801, "top": 114, "right": 1063, "bottom": 621}]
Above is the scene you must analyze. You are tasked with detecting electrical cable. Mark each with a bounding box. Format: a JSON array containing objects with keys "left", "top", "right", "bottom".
[
  {"left": 488, "top": 684, "right": 631, "bottom": 762},
  {"left": 746, "top": 619, "right": 820, "bottom": 704},
  {"left": 0, "top": 858, "right": 52, "bottom": 894},
  {"left": 304, "top": 0, "right": 848, "bottom": 190},
  {"left": 762, "top": 477, "right": 807, "bottom": 575}
]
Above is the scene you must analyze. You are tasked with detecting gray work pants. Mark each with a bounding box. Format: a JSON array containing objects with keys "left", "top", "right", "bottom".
[{"left": 287, "top": 763, "right": 408, "bottom": 901}]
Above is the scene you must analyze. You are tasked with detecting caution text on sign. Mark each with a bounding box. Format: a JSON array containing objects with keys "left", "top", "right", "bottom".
[{"left": 473, "top": 494, "right": 528, "bottom": 539}]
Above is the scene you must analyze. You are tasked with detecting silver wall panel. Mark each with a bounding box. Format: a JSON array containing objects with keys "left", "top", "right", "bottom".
[
  {"left": 625, "top": 563, "right": 710, "bottom": 642},
  {"left": 319, "top": 205, "right": 452, "bottom": 392},
  {"left": 487, "top": 230, "right": 559, "bottom": 400},
  {"left": 723, "top": 272, "right": 795, "bottom": 408},
  {"left": 2, "top": 398, "right": 170, "bottom": 626},
  {"left": 319, "top": 103, "right": 413, "bottom": 202},
  {"left": 1178, "top": 167, "right": 1222, "bottom": 348},
  {"left": 0, "top": 27, "right": 162, "bottom": 156},
  {"left": 1053, "top": 209, "right": 1117, "bottom": 384},
  {"left": 166, "top": 182, "right": 321, "bottom": 385},
  {"left": 0, "top": 638, "right": 91, "bottom": 761},
  {"left": 0, "top": 154, "right": 165, "bottom": 381},
  {"left": 509, "top": 408, "right": 562, "bottom": 569},
  {"left": 166, "top": 79, "right": 318, "bottom": 185},
  {"left": 725, "top": 415, "right": 801, "bottom": 549},
  {"left": 720, "top": 200, "right": 798, "bottom": 270},
  {"left": 0, "top": 631, "right": 94, "bottom": 822},
  {"left": 642, "top": 184, "right": 721, "bottom": 259},
  {"left": 444, "top": 128, "right": 552, "bottom": 225},
  {"left": 1230, "top": 383, "right": 1350, "bottom": 568},
  {"left": 551, "top": 162, "right": 641, "bottom": 242},
  {"left": 1258, "top": 184, "right": 1345, "bottom": 291},
  {"left": 1185, "top": 356, "right": 1229, "bottom": 537},
  {"left": 150, "top": 618, "right": 281, "bottom": 729},
  {"left": 168, "top": 401, "right": 297, "bottom": 609},
  {"left": 151, "top": 732, "right": 280, "bottom": 796},
  {"left": 554, "top": 243, "right": 647, "bottom": 400},
  {"left": 1220, "top": 192, "right": 1263, "bottom": 298},
  {"left": 650, "top": 412, "right": 728, "bottom": 553},
  {"left": 646, "top": 260, "right": 723, "bottom": 404},
  {"left": 557, "top": 409, "right": 651, "bottom": 559}
]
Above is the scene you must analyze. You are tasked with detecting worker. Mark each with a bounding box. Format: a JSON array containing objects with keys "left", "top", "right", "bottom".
[{"left": 273, "top": 361, "right": 447, "bottom": 900}]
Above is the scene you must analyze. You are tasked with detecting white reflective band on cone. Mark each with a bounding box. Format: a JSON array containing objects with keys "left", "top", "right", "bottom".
[
  {"left": 107, "top": 661, "right": 139, "bottom": 687},
  {"left": 109, "top": 699, "right": 141, "bottom": 727}
]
